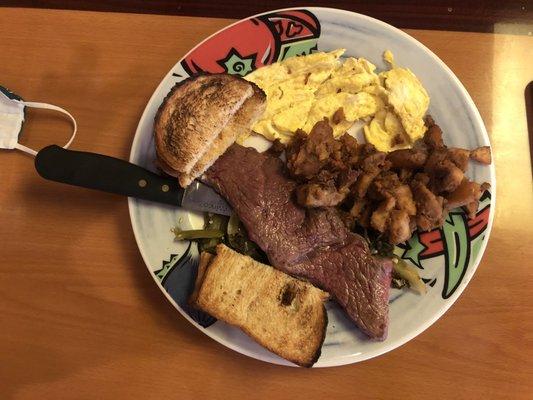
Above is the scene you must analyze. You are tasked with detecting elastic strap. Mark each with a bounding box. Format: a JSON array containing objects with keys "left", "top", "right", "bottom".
[{"left": 14, "top": 101, "right": 77, "bottom": 157}]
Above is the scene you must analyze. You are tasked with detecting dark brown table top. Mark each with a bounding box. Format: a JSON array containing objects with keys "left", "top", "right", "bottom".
[{"left": 2, "top": 0, "right": 533, "bottom": 34}]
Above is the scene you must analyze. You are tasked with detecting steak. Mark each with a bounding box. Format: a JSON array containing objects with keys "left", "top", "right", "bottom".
[
  {"left": 205, "top": 143, "right": 346, "bottom": 268},
  {"left": 205, "top": 144, "right": 393, "bottom": 340},
  {"left": 290, "top": 237, "right": 392, "bottom": 339}
]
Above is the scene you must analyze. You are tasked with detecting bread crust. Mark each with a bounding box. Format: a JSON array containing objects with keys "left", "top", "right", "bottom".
[
  {"left": 154, "top": 74, "right": 255, "bottom": 183},
  {"left": 189, "top": 252, "right": 214, "bottom": 305},
  {"left": 179, "top": 83, "right": 266, "bottom": 187}
]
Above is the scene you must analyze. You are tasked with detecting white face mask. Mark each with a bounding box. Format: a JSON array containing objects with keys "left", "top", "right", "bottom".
[{"left": 0, "top": 86, "right": 77, "bottom": 156}]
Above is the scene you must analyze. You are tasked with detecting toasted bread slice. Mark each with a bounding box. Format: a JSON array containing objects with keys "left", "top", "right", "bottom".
[
  {"left": 154, "top": 74, "right": 263, "bottom": 186},
  {"left": 191, "top": 244, "right": 329, "bottom": 367},
  {"left": 155, "top": 150, "right": 180, "bottom": 178},
  {"left": 180, "top": 83, "right": 266, "bottom": 186},
  {"left": 189, "top": 252, "right": 214, "bottom": 305}
]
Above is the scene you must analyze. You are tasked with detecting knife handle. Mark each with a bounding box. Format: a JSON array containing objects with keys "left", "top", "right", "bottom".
[{"left": 35, "top": 145, "right": 184, "bottom": 206}]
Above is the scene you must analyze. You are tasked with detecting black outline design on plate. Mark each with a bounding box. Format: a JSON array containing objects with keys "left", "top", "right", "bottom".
[
  {"left": 440, "top": 212, "right": 472, "bottom": 299},
  {"left": 155, "top": 242, "right": 217, "bottom": 328},
  {"left": 216, "top": 47, "right": 258, "bottom": 75}
]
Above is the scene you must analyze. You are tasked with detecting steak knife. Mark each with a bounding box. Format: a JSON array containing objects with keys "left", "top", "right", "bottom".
[{"left": 34, "top": 145, "right": 232, "bottom": 216}]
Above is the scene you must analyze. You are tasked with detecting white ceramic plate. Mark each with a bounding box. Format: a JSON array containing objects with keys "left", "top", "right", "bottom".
[{"left": 128, "top": 7, "right": 495, "bottom": 367}]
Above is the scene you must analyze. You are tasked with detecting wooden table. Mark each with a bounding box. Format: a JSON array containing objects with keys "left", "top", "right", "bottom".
[{"left": 1, "top": 8, "right": 532, "bottom": 400}]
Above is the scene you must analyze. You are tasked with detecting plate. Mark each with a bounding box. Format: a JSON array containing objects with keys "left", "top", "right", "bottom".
[{"left": 128, "top": 7, "right": 495, "bottom": 367}]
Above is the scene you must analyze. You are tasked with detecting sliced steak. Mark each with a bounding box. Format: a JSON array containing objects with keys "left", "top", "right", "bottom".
[
  {"left": 291, "top": 237, "right": 392, "bottom": 339},
  {"left": 205, "top": 144, "right": 346, "bottom": 267},
  {"left": 205, "top": 144, "right": 392, "bottom": 340}
]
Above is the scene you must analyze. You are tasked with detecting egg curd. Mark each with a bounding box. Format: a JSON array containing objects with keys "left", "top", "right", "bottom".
[{"left": 244, "top": 49, "right": 429, "bottom": 151}]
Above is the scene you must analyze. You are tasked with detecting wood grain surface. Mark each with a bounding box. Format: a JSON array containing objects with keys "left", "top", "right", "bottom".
[
  {"left": 1, "top": 8, "right": 532, "bottom": 400},
  {"left": 2, "top": 0, "right": 533, "bottom": 35}
]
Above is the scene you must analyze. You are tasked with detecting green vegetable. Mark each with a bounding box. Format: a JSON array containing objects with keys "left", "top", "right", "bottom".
[
  {"left": 172, "top": 212, "right": 268, "bottom": 263},
  {"left": 204, "top": 213, "right": 229, "bottom": 231},
  {"left": 172, "top": 228, "right": 224, "bottom": 241},
  {"left": 197, "top": 213, "right": 228, "bottom": 253},
  {"left": 391, "top": 276, "right": 408, "bottom": 290},
  {"left": 357, "top": 227, "right": 395, "bottom": 258},
  {"left": 226, "top": 213, "right": 268, "bottom": 263},
  {"left": 227, "top": 213, "right": 240, "bottom": 237},
  {"left": 392, "top": 257, "right": 426, "bottom": 294},
  {"left": 353, "top": 227, "right": 423, "bottom": 292}
]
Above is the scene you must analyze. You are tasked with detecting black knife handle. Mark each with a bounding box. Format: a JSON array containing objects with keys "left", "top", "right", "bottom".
[{"left": 35, "top": 145, "right": 184, "bottom": 206}]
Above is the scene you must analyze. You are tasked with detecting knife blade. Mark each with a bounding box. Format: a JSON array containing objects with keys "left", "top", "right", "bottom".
[{"left": 34, "top": 145, "right": 232, "bottom": 216}]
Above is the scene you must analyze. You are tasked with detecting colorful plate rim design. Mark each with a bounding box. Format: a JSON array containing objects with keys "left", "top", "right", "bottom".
[{"left": 128, "top": 7, "right": 496, "bottom": 367}]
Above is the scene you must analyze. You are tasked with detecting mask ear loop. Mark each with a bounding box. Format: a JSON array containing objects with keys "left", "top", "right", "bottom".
[{"left": 14, "top": 101, "right": 77, "bottom": 157}]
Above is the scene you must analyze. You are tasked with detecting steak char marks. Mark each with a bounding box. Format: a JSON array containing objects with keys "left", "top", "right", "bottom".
[{"left": 205, "top": 144, "right": 392, "bottom": 340}]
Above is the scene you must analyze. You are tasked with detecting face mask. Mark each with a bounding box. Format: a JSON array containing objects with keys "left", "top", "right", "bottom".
[{"left": 0, "top": 85, "right": 77, "bottom": 156}]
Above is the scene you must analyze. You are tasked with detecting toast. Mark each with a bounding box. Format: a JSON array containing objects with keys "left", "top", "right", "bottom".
[
  {"left": 154, "top": 74, "right": 266, "bottom": 187},
  {"left": 190, "top": 244, "right": 329, "bottom": 367},
  {"left": 184, "top": 84, "right": 266, "bottom": 186},
  {"left": 189, "top": 251, "right": 214, "bottom": 305}
]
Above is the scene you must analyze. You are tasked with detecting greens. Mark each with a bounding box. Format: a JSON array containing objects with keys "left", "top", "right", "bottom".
[
  {"left": 198, "top": 213, "right": 229, "bottom": 253},
  {"left": 356, "top": 226, "right": 426, "bottom": 294},
  {"left": 357, "top": 227, "right": 395, "bottom": 258},
  {"left": 392, "top": 257, "right": 426, "bottom": 294},
  {"left": 173, "top": 213, "right": 268, "bottom": 263},
  {"left": 171, "top": 228, "right": 224, "bottom": 241},
  {"left": 174, "top": 213, "right": 426, "bottom": 293}
]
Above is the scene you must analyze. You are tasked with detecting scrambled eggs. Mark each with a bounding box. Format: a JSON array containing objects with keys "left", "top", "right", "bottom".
[{"left": 244, "top": 49, "right": 430, "bottom": 151}]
